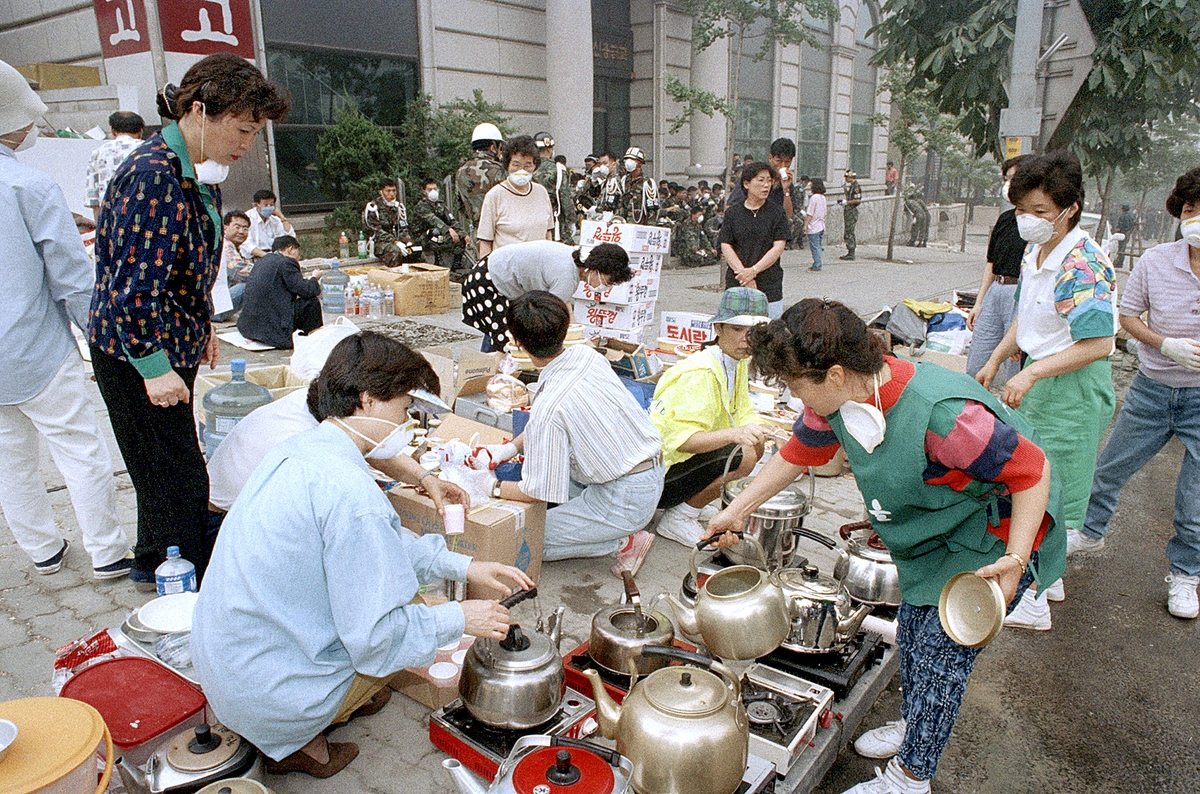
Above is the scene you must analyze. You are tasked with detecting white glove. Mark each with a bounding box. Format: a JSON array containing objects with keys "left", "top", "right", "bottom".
[
  {"left": 477, "top": 442, "right": 520, "bottom": 467},
  {"left": 1159, "top": 338, "right": 1200, "bottom": 371}
]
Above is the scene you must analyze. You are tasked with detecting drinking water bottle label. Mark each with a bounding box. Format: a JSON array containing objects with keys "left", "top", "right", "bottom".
[
  {"left": 215, "top": 415, "right": 241, "bottom": 434},
  {"left": 157, "top": 570, "right": 197, "bottom": 595}
]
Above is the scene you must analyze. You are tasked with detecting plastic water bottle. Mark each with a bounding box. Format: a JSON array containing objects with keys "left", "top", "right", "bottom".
[
  {"left": 201, "top": 359, "right": 272, "bottom": 456},
  {"left": 155, "top": 546, "right": 197, "bottom": 595},
  {"left": 383, "top": 287, "right": 394, "bottom": 316},
  {"left": 357, "top": 231, "right": 368, "bottom": 259},
  {"left": 321, "top": 259, "right": 349, "bottom": 315}
]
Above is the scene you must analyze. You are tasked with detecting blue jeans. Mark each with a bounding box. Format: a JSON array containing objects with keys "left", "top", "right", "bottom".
[
  {"left": 897, "top": 565, "right": 1034, "bottom": 780},
  {"left": 542, "top": 463, "right": 664, "bottom": 560},
  {"left": 211, "top": 282, "right": 245, "bottom": 323},
  {"left": 1083, "top": 372, "right": 1200, "bottom": 576},
  {"left": 964, "top": 282, "right": 1018, "bottom": 388},
  {"left": 807, "top": 231, "right": 824, "bottom": 270}
]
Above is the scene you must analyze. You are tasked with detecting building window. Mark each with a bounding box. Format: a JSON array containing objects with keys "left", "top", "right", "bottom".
[
  {"left": 849, "top": 1, "right": 878, "bottom": 179},
  {"left": 266, "top": 46, "right": 418, "bottom": 210},
  {"left": 734, "top": 18, "right": 773, "bottom": 160},
  {"left": 594, "top": 74, "right": 631, "bottom": 157},
  {"left": 849, "top": 121, "right": 873, "bottom": 176},
  {"left": 736, "top": 99, "right": 773, "bottom": 162},
  {"left": 797, "top": 107, "right": 828, "bottom": 178}
]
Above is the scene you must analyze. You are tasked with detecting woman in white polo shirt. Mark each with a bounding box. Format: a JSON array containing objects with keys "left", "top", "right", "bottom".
[{"left": 976, "top": 151, "right": 1116, "bottom": 630}]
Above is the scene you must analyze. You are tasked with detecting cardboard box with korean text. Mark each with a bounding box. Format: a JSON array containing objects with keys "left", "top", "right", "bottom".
[
  {"left": 574, "top": 300, "right": 656, "bottom": 332},
  {"left": 580, "top": 324, "right": 650, "bottom": 345},
  {"left": 660, "top": 312, "right": 716, "bottom": 346},
  {"left": 368, "top": 263, "right": 449, "bottom": 316},
  {"left": 579, "top": 221, "right": 672, "bottom": 254}
]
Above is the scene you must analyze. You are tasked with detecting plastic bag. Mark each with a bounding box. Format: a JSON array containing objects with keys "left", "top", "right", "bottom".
[
  {"left": 486, "top": 373, "right": 529, "bottom": 413},
  {"left": 924, "top": 329, "right": 973, "bottom": 355},
  {"left": 52, "top": 630, "right": 119, "bottom": 694},
  {"left": 290, "top": 316, "right": 360, "bottom": 379}
]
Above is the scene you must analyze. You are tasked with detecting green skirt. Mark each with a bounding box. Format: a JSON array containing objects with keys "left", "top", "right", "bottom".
[{"left": 1017, "top": 356, "right": 1115, "bottom": 528}]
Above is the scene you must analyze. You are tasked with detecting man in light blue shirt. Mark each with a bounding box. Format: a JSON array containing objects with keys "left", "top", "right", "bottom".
[
  {"left": 0, "top": 59, "right": 130, "bottom": 578},
  {"left": 191, "top": 332, "right": 531, "bottom": 778}
]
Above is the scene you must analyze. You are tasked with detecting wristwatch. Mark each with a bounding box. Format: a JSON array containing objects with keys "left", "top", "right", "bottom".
[{"left": 492, "top": 481, "right": 503, "bottom": 499}]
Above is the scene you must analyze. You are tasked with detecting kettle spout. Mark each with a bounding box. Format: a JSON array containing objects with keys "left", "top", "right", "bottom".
[
  {"left": 662, "top": 593, "right": 700, "bottom": 637},
  {"left": 581, "top": 669, "right": 621, "bottom": 739},
  {"left": 547, "top": 605, "right": 566, "bottom": 651},
  {"left": 838, "top": 602, "right": 873, "bottom": 641},
  {"left": 443, "top": 758, "right": 488, "bottom": 794}
]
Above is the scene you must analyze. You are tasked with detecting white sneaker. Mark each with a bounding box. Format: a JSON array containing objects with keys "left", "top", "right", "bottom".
[
  {"left": 655, "top": 504, "right": 706, "bottom": 546},
  {"left": 854, "top": 718, "right": 906, "bottom": 759},
  {"left": 1166, "top": 573, "right": 1200, "bottom": 619},
  {"left": 1043, "top": 579, "right": 1065, "bottom": 602},
  {"left": 698, "top": 502, "right": 721, "bottom": 522},
  {"left": 1066, "top": 528, "right": 1105, "bottom": 556},
  {"left": 840, "top": 759, "right": 930, "bottom": 794},
  {"left": 1003, "top": 588, "right": 1052, "bottom": 631}
]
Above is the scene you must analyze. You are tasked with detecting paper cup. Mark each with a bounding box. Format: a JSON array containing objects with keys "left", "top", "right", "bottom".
[{"left": 443, "top": 504, "right": 465, "bottom": 535}]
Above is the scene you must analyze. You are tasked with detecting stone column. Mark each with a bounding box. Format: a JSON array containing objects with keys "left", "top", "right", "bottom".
[
  {"left": 545, "top": 0, "right": 594, "bottom": 166},
  {"left": 686, "top": 34, "right": 729, "bottom": 182}
]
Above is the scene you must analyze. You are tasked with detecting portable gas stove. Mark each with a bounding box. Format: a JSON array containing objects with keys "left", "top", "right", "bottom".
[
  {"left": 562, "top": 638, "right": 699, "bottom": 704},
  {"left": 741, "top": 663, "right": 835, "bottom": 776},
  {"left": 739, "top": 751, "right": 778, "bottom": 794},
  {"left": 429, "top": 688, "right": 596, "bottom": 782},
  {"left": 761, "top": 630, "right": 885, "bottom": 700}
]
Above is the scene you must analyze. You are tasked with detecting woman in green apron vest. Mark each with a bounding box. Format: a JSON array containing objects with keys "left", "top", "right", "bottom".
[
  {"left": 976, "top": 150, "right": 1116, "bottom": 631},
  {"left": 707, "top": 299, "right": 1065, "bottom": 794}
]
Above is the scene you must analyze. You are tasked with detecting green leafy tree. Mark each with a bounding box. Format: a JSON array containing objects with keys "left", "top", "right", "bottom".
[
  {"left": 396, "top": 90, "right": 514, "bottom": 199},
  {"left": 316, "top": 106, "right": 401, "bottom": 235},
  {"left": 1117, "top": 116, "right": 1200, "bottom": 251}
]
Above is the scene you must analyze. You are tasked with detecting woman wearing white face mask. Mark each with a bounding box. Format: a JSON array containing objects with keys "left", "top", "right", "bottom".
[
  {"left": 476, "top": 134, "right": 554, "bottom": 259},
  {"left": 708, "top": 299, "right": 1064, "bottom": 794},
  {"left": 88, "top": 53, "right": 291, "bottom": 588},
  {"left": 192, "top": 332, "right": 530, "bottom": 778},
  {"left": 1073, "top": 167, "right": 1200, "bottom": 619},
  {"left": 976, "top": 151, "right": 1117, "bottom": 630}
]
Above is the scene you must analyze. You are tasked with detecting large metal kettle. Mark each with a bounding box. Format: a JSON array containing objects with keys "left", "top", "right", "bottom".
[
  {"left": 458, "top": 587, "right": 567, "bottom": 729},
  {"left": 589, "top": 571, "right": 675, "bottom": 677},
  {"left": 662, "top": 534, "right": 789, "bottom": 660},
  {"left": 833, "top": 521, "right": 902, "bottom": 607},
  {"left": 583, "top": 646, "right": 748, "bottom": 794},
  {"left": 774, "top": 563, "right": 872, "bottom": 653},
  {"left": 444, "top": 735, "right": 634, "bottom": 794}
]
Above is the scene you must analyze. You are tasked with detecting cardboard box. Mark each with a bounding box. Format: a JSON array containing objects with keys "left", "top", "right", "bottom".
[
  {"left": 597, "top": 339, "right": 663, "bottom": 381},
  {"left": 368, "top": 263, "right": 449, "bottom": 316},
  {"left": 580, "top": 324, "right": 650, "bottom": 345},
  {"left": 420, "top": 348, "right": 501, "bottom": 410},
  {"left": 573, "top": 273, "right": 660, "bottom": 305},
  {"left": 389, "top": 636, "right": 475, "bottom": 709},
  {"left": 194, "top": 365, "right": 309, "bottom": 406},
  {"left": 660, "top": 312, "right": 715, "bottom": 345},
  {"left": 575, "top": 300, "right": 656, "bottom": 332},
  {"left": 386, "top": 486, "right": 545, "bottom": 600},
  {"left": 579, "top": 221, "right": 671, "bottom": 254}
]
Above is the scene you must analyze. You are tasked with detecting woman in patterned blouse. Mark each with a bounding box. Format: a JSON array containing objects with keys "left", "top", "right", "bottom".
[{"left": 88, "top": 53, "right": 290, "bottom": 588}]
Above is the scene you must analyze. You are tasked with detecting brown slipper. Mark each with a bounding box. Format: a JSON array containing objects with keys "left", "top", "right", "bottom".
[
  {"left": 265, "top": 741, "right": 359, "bottom": 778},
  {"left": 324, "top": 687, "right": 392, "bottom": 734}
]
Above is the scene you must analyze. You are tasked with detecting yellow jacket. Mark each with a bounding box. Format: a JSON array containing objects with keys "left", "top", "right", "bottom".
[{"left": 650, "top": 347, "right": 763, "bottom": 468}]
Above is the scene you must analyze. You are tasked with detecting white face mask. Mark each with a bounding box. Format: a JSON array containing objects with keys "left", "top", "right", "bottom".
[
  {"left": 1181, "top": 216, "right": 1200, "bottom": 249},
  {"left": 11, "top": 125, "right": 38, "bottom": 152},
  {"left": 838, "top": 373, "right": 886, "bottom": 454},
  {"left": 624, "top": 158, "right": 639, "bottom": 171},
  {"left": 596, "top": 165, "right": 610, "bottom": 178},
  {"left": 509, "top": 170, "right": 533, "bottom": 187},
  {"left": 426, "top": 189, "right": 439, "bottom": 202},
  {"left": 1016, "top": 206, "right": 1069, "bottom": 245},
  {"left": 193, "top": 108, "right": 229, "bottom": 184},
  {"left": 334, "top": 416, "right": 416, "bottom": 460},
  {"left": 1001, "top": 182, "right": 1011, "bottom": 203}
]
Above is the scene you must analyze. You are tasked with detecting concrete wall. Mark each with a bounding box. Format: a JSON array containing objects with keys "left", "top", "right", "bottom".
[
  {"left": 0, "top": 1, "right": 104, "bottom": 70},
  {"left": 39, "top": 84, "right": 138, "bottom": 132}
]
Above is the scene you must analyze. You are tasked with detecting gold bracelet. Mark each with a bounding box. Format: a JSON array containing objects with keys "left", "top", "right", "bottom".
[{"left": 1002, "top": 551, "right": 1028, "bottom": 571}]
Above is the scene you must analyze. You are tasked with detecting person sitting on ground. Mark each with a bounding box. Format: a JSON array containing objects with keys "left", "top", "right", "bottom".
[
  {"left": 237, "top": 235, "right": 323, "bottom": 349},
  {"left": 678, "top": 204, "right": 720, "bottom": 268},
  {"left": 650, "top": 288, "right": 772, "bottom": 545},
  {"left": 241, "top": 189, "right": 293, "bottom": 259},
  {"left": 212, "top": 211, "right": 252, "bottom": 322},
  {"left": 410, "top": 177, "right": 465, "bottom": 279},
  {"left": 363, "top": 178, "right": 416, "bottom": 266},
  {"left": 462, "top": 240, "right": 632, "bottom": 352},
  {"left": 191, "top": 331, "right": 530, "bottom": 779},
  {"left": 482, "top": 292, "right": 664, "bottom": 577}
]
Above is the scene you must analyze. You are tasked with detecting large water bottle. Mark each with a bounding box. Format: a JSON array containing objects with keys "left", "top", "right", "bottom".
[
  {"left": 201, "top": 358, "right": 272, "bottom": 456},
  {"left": 155, "top": 546, "right": 197, "bottom": 595},
  {"left": 321, "top": 259, "right": 349, "bottom": 315}
]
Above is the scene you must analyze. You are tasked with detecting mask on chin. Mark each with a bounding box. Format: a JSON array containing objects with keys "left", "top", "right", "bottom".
[
  {"left": 194, "top": 105, "right": 229, "bottom": 184},
  {"left": 334, "top": 416, "right": 416, "bottom": 460},
  {"left": 838, "top": 373, "right": 886, "bottom": 453}
]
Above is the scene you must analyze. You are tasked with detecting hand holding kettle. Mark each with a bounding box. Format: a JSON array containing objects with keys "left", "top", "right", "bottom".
[{"left": 460, "top": 562, "right": 535, "bottom": 640}]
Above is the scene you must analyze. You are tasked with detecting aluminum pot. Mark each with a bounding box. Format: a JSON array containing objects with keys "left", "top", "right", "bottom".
[
  {"left": 720, "top": 450, "right": 813, "bottom": 569},
  {"left": 834, "top": 521, "right": 901, "bottom": 607},
  {"left": 590, "top": 572, "right": 675, "bottom": 677},
  {"left": 458, "top": 587, "right": 567, "bottom": 730}
]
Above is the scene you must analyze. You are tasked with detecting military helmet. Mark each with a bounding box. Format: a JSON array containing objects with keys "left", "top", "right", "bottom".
[
  {"left": 623, "top": 146, "right": 647, "bottom": 163},
  {"left": 844, "top": 170, "right": 857, "bottom": 178},
  {"left": 471, "top": 122, "right": 504, "bottom": 145},
  {"left": 533, "top": 131, "right": 555, "bottom": 149},
  {"left": 584, "top": 153, "right": 598, "bottom": 163}
]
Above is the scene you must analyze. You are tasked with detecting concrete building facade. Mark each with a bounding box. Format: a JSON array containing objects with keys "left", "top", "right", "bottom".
[{"left": 1, "top": 0, "right": 890, "bottom": 211}]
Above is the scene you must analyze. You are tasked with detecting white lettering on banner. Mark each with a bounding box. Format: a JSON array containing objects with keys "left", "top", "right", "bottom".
[
  {"left": 181, "top": 0, "right": 239, "bottom": 46},
  {"left": 107, "top": 0, "right": 141, "bottom": 45}
]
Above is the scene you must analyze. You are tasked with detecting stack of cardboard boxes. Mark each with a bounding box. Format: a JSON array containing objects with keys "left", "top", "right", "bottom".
[{"left": 572, "top": 221, "right": 670, "bottom": 345}]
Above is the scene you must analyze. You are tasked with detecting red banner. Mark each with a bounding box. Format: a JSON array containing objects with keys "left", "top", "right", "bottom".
[
  {"left": 157, "top": 0, "right": 255, "bottom": 59},
  {"left": 93, "top": 0, "right": 152, "bottom": 58}
]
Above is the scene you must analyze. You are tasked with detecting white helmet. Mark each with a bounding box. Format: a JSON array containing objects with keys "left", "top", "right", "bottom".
[{"left": 471, "top": 122, "right": 504, "bottom": 145}]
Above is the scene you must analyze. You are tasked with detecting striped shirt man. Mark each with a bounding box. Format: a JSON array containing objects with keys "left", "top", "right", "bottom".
[{"left": 521, "top": 344, "right": 661, "bottom": 504}]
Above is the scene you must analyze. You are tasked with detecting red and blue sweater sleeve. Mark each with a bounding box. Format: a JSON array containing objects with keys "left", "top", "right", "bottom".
[
  {"left": 923, "top": 399, "right": 1046, "bottom": 493},
  {"left": 779, "top": 408, "right": 841, "bottom": 466}
]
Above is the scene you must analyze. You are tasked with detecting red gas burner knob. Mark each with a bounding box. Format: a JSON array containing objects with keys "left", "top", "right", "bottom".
[{"left": 819, "top": 709, "right": 834, "bottom": 729}]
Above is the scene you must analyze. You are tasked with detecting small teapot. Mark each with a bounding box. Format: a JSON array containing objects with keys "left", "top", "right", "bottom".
[
  {"left": 583, "top": 646, "right": 748, "bottom": 794},
  {"left": 662, "top": 534, "right": 789, "bottom": 660},
  {"left": 774, "top": 563, "right": 872, "bottom": 653}
]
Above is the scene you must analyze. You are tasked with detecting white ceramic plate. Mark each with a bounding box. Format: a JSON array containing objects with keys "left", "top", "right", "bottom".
[
  {"left": 138, "top": 592, "right": 200, "bottom": 634},
  {"left": 0, "top": 718, "right": 17, "bottom": 763}
]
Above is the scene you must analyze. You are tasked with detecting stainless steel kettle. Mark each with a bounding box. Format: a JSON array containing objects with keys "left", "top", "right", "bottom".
[
  {"left": 589, "top": 571, "right": 675, "bottom": 677},
  {"left": 458, "top": 587, "right": 567, "bottom": 730}
]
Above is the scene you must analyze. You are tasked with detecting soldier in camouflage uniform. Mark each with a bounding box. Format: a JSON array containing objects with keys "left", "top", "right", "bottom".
[
  {"left": 704, "top": 205, "right": 724, "bottom": 250},
  {"left": 615, "top": 146, "right": 659, "bottom": 225},
  {"left": 362, "top": 178, "right": 416, "bottom": 266},
  {"left": 904, "top": 184, "right": 930, "bottom": 247},
  {"left": 532, "top": 132, "right": 578, "bottom": 244},
  {"left": 411, "top": 177, "right": 467, "bottom": 279},
  {"left": 678, "top": 204, "right": 719, "bottom": 268},
  {"left": 454, "top": 122, "right": 507, "bottom": 258},
  {"left": 583, "top": 151, "right": 626, "bottom": 216},
  {"left": 839, "top": 170, "right": 862, "bottom": 260}
]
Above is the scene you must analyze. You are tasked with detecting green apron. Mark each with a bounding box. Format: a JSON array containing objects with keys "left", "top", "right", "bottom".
[{"left": 829, "top": 363, "right": 1066, "bottom": 606}]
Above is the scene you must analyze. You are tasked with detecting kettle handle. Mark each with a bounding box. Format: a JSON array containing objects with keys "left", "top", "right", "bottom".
[
  {"left": 551, "top": 735, "right": 626, "bottom": 767},
  {"left": 639, "top": 646, "right": 742, "bottom": 700},
  {"left": 689, "top": 531, "right": 743, "bottom": 585},
  {"left": 499, "top": 586, "right": 538, "bottom": 609}
]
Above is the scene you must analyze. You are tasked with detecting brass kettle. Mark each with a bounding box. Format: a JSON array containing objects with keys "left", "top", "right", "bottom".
[{"left": 583, "top": 645, "right": 748, "bottom": 794}]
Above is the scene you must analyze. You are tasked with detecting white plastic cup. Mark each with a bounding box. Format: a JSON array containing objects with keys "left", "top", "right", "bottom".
[{"left": 443, "top": 504, "right": 465, "bottom": 535}]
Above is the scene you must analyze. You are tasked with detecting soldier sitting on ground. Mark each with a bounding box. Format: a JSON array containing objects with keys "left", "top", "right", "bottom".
[
  {"left": 679, "top": 204, "right": 720, "bottom": 268},
  {"left": 411, "top": 178, "right": 466, "bottom": 280},
  {"left": 362, "top": 178, "right": 417, "bottom": 266}
]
